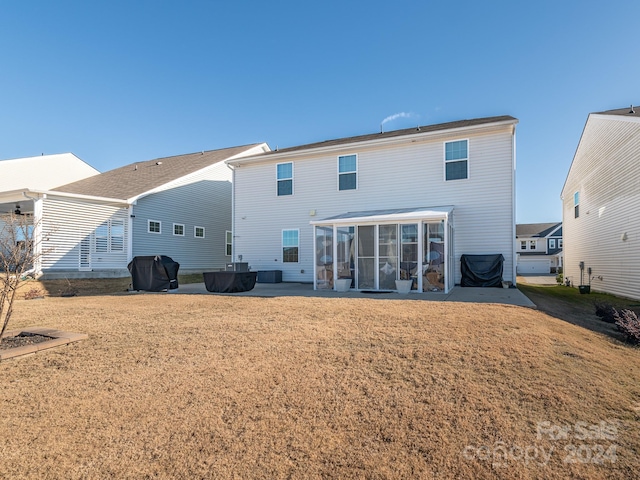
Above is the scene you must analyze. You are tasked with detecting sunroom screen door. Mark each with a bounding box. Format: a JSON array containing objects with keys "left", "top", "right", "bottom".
[{"left": 357, "top": 225, "right": 375, "bottom": 289}]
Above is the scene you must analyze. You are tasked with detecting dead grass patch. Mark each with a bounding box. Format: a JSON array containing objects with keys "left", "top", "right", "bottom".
[{"left": 1, "top": 295, "right": 639, "bottom": 479}]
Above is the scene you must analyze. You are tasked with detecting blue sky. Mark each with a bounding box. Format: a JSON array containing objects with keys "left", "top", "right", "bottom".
[{"left": 1, "top": 1, "right": 638, "bottom": 223}]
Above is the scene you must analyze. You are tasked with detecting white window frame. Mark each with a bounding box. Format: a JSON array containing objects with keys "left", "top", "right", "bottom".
[
  {"left": 276, "top": 162, "right": 294, "bottom": 196},
  {"left": 282, "top": 228, "right": 299, "bottom": 263},
  {"left": 337, "top": 154, "right": 357, "bottom": 191},
  {"left": 574, "top": 191, "right": 580, "bottom": 218},
  {"left": 520, "top": 240, "right": 527, "bottom": 250},
  {"left": 444, "top": 139, "right": 469, "bottom": 181},
  {"left": 549, "top": 238, "right": 556, "bottom": 249},
  {"left": 559, "top": 239, "right": 563, "bottom": 248},
  {"left": 194, "top": 226, "right": 205, "bottom": 238},
  {"left": 173, "top": 223, "right": 185, "bottom": 236},
  {"left": 148, "top": 220, "right": 161, "bottom": 234},
  {"left": 529, "top": 240, "right": 536, "bottom": 250},
  {"left": 226, "top": 230, "right": 232, "bottom": 256}
]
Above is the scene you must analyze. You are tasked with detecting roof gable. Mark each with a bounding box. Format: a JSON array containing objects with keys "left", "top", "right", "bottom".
[
  {"left": 53, "top": 144, "right": 263, "bottom": 201},
  {"left": 516, "top": 222, "right": 562, "bottom": 238}
]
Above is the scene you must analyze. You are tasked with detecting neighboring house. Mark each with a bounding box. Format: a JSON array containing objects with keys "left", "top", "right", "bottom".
[
  {"left": 515, "top": 222, "right": 563, "bottom": 274},
  {"left": 0, "top": 153, "right": 99, "bottom": 193},
  {"left": 227, "top": 115, "right": 518, "bottom": 293},
  {"left": 561, "top": 105, "right": 640, "bottom": 299},
  {"left": 0, "top": 144, "right": 269, "bottom": 278}
]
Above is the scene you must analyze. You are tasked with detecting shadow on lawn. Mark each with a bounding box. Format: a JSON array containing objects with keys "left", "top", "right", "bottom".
[{"left": 518, "top": 284, "right": 639, "bottom": 344}]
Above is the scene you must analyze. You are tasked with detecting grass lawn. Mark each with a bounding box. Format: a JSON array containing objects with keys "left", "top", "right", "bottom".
[{"left": 1, "top": 291, "right": 639, "bottom": 478}]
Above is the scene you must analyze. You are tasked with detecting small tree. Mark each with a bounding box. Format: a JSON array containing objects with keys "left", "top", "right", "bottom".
[{"left": 0, "top": 212, "right": 41, "bottom": 338}]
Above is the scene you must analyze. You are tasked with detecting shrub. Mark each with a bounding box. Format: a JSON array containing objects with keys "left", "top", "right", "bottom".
[
  {"left": 594, "top": 301, "right": 617, "bottom": 323},
  {"left": 23, "top": 288, "right": 44, "bottom": 300},
  {"left": 614, "top": 309, "right": 640, "bottom": 344}
]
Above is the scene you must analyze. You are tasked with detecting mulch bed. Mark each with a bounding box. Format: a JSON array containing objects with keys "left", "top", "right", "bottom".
[{"left": 0, "top": 332, "right": 53, "bottom": 350}]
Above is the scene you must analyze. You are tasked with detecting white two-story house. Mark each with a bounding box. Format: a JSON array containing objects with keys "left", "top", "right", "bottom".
[
  {"left": 227, "top": 115, "right": 518, "bottom": 293},
  {"left": 516, "top": 222, "right": 563, "bottom": 274},
  {"left": 562, "top": 105, "right": 640, "bottom": 299}
]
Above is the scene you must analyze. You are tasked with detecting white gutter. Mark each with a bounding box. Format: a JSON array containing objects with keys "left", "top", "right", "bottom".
[{"left": 0, "top": 188, "right": 129, "bottom": 206}]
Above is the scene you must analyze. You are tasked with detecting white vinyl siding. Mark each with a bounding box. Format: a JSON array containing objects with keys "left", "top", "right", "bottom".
[
  {"left": 40, "top": 197, "right": 129, "bottom": 271},
  {"left": 232, "top": 123, "right": 516, "bottom": 284},
  {"left": 562, "top": 113, "right": 640, "bottom": 300}
]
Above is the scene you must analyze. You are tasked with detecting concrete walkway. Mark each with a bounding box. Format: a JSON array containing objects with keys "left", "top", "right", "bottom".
[
  {"left": 517, "top": 274, "right": 558, "bottom": 285},
  {"left": 157, "top": 281, "right": 536, "bottom": 308}
]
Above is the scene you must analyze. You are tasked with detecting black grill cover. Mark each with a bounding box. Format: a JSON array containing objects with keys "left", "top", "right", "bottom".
[
  {"left": 460, "top": 254, "right": 504, "bottom": 287},
  {"left": 127, "top": 255, "right": 180, "bottom": 291}
]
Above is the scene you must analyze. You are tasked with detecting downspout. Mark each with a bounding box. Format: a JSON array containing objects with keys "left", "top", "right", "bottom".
[
  {"left": 511, "top": 125, "right": 517, "bottom": 286},
  {"left": 127, "top": 203, "right": 135, "bottom": 263}
]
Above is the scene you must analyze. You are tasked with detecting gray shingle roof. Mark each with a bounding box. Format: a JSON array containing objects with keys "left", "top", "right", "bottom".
[
  {"left": 596, "top": 105, "right": 640, "bottom": 118},
  {"left": 260, "top": 115, "right": 517, "bottom": 156},
  {"left": 516, "top": 222, "right": 562, "bottom": 238},
  {"left": 53, "top": 144, "right": 262, "bottom": 200}
]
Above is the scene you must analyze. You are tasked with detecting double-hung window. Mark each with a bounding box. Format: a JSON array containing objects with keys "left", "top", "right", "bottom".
[
  {"left": 338, "top": 154, "right": 357, "bottom": 190},
  {"left": 520, "top": 241, "right": 527, "bottom": 250},
  {"left": 282, "top": 229, "right": 299, "bottom": 263},
  {"left": 549, "top": 239, "right": 556, "bottom": 249},
  {"left": 277, "top": 162, "right": 293, "bottom": 196},
  {"left": 574, "top": 192, "right": 580, "bottom": 218},
  {"left": 226, "top": 231, "right": 233, "bottom": 256},
  {"left": 530, "top": 240, "right": 536, "bottom": 250},
  {"left": 445, "top": 140, "right": 468, "bottom": 180},
  {"left": 148, "top": 220, "right": 161, "bottom": 234}
]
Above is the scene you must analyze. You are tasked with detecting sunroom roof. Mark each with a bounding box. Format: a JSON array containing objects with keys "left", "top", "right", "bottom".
[{"left": 310, "top": 206, "right": 454, "bottom": 225}]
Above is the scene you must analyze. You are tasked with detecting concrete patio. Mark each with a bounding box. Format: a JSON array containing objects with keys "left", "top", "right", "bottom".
[{"left": 158, "top": 281, "right": 536, "bottom": 308}]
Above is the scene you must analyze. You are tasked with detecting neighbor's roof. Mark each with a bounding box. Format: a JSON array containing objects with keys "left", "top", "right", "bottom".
[
  {"left": 0, "top": 153, "right": 98, "bottom": 192},
  {"left": 595, "top": 105, "right": 640, "bottom": 118},
  {"left": 54, "top": 144, "right": 263, "bottom": 201},
  {"left": 516, "top": 222, "right": 562, "bottom": 238},
  {"left": 229, "top": 115, "right": 517, "bottom": 164}
]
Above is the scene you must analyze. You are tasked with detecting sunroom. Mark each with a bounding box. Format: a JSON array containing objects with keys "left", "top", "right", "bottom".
[{"left": 311, "top": 207, "right": 454, "bottom": 293}]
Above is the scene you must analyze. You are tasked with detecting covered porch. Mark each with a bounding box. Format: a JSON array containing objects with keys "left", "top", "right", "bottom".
[{"left": 311, "top": 207, "right": 455, "bottom": 294}]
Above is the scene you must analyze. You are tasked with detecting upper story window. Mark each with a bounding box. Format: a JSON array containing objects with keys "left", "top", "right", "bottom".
[
  {"left": 277, "top": 162, "right": 293, "bottom": 196},
  {"left": 226, "top": 231, "right": 233, "bottom": 256},
  {"left": 173, "top": 223, "right": 185, "bottom": 236},
  {"left": 445, "top": 139, "right": 468, "bottom": 181},
  {"left": 195, "top": 226, "right": 205, "bottom": 238},
  {"left": 529, "top": 240, "right": 536, "bottom": 250},
  {"left": 282, "top": 229, "right": 299, "bottom": 263},
  {"left": 549, "top": 238, "right": 556, "bottom": 249},
  {"left": 559, "top": 239, "right": 563, "bottom": 249},
  {"left": 148, "top": 220, "right": 161, "bottom": 234},
  {"left": 520, "top": 240, "right": 527, "bottom": 250},
  {"left": 574, "top": 191, "right": 580, "bottom": 218},
  {"left": 338, "top": 154, "right": 357, "bottom": 190}
]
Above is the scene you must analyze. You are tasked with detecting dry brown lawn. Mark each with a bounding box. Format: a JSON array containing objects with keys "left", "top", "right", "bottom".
[{"left": 1, "top": 293, "right": 639, "bottom": 479}]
